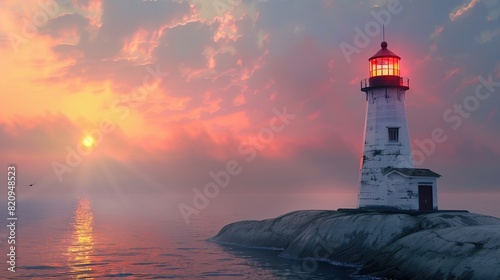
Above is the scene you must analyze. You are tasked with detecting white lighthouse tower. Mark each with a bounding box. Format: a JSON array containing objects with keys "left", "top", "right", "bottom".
[{"left": 358, "top": 40, "right": 441, "bottom": 211}]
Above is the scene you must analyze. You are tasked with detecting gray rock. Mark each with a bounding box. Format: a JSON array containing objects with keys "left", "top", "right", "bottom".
[
  {"left": 280, "top": 213, "right": 417, "bottom": 264},
  {"left": 211, "top": 210, "right": 339, "bottom": 249},
  {"left": 362, "top": 225, "right": 500, "bottom": 279},
  {"left": 211, "top": 210, "right": 500, "bottom": 279}
]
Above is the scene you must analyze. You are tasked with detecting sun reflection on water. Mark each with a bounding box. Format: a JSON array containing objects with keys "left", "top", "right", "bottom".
[{"left": 67, "top": 198, "right": 94, "bottom": 279}]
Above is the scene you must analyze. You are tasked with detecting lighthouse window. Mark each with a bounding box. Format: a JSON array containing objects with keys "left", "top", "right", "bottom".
[
  {"left": 388, "top": 127, "right": 399, "bottom": 142},
  {"left": 370, "top": 57, "right": 400, "bottom": 77}
]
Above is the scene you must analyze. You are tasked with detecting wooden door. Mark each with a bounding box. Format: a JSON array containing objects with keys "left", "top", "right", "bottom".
[{"left": 418, "top": 185, "right": 433, "bottom": 211}]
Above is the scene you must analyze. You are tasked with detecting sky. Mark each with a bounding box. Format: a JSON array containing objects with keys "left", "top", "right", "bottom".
[{"left": 0, "top": 0, "right": 499, "bottom": 208}]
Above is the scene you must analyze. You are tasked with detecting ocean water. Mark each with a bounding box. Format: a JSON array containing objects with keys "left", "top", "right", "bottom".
[
  {"left": 4, "top": 191, "right": 498, "bottom": 279},
  {"left": 1, "top": 193, "right": 365, "bottom": 279}
]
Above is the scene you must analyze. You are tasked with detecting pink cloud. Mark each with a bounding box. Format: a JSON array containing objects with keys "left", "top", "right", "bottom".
[
  {"left": 430, "top": 25, "right": 444, "bottom": 39},
  {"left": 443, "top": 67, "right": 461, "bottom": 81},
  {"left": 450, "top": 0, "right": 480, "bottom": 21}
]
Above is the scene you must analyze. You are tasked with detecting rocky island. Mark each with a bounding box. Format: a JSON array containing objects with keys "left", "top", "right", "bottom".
[{"left": 211, "top": 210, "right": 500, "bottom": 279}]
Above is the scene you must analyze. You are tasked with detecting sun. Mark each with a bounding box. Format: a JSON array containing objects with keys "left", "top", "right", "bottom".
[{"left": 82, "top": 136, "right": 94, "bottom": 148}]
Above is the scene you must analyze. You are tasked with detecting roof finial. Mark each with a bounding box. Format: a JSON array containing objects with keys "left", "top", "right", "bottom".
[
  {"left": 381, "top": 25, "right": 387, "bottom": 49},
  {"left": 383, "top": 24, "right": 385, "bottom": 42}
]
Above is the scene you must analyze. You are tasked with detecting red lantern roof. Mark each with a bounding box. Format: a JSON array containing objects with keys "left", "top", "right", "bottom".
[{"left": 369, "top": 41, "right": 400, "bottom": 60}]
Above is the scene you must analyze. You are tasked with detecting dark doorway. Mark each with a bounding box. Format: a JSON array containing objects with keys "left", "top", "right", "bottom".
[{"left": 418, "top": 185, "right": 433, "bottom": 211}]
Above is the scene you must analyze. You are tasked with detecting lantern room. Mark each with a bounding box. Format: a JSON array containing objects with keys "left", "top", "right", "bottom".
[
  {"left": 361, "top": 41, "right": 409, "bottom": 92},
  {"left": 369, "top": 41, "right": 400, "bottom": 77}
]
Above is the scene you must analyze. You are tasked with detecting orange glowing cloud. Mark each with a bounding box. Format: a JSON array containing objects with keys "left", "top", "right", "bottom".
[
  {"left": 120, "top": 27, "right": 166, "bottom": 63},
  {"left": 74, "top": 0, "right": 103, "bottom": 30},
  {"left": 450, "top": 0, "right": 480, "bottom": 21},
  {"left": 213, "top": 13, "right": 240, "bottom": 42},
  {"left": 232, "top": 94, "right": 246, "bottom": 107}
]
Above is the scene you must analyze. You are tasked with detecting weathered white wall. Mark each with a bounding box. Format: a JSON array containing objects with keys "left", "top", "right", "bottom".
[
  {"left": 378, "top": 172, "right": 438, "bottom": 210},
  {"left": 386, "top": 172, "right": 415, "bottom": 210},
  {"left": 358, "top": 87, "right": 413, "bottom": 208}
]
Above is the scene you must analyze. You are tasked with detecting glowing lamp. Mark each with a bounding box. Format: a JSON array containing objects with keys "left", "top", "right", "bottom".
[{"left": 361, "top": 41, "right": 409, "bottom": 91}]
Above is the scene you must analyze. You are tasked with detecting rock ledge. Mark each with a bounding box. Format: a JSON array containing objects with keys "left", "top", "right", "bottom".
[{"left": 211, "top": 210, "right": 500, "bottom": 279}]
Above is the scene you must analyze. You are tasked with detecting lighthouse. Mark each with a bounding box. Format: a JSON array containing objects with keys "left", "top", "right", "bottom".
[{"left": 358, "top": 40, "right": 441, "bottom": 211}]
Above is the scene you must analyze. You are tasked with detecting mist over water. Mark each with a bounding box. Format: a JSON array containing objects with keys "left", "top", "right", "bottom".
[
  {"left": 2, "top": 193, "right": 359, "bottom": 279},
  {"left": 2, "top": 191, "right": 498, "bottom": 279}
]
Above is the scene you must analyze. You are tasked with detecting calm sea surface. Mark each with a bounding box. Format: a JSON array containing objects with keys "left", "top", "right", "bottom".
[
  {"left": 2, "top": 193, "right": 365, "bottom": 279},
  {"left": 2, "top": 192, "right": 498, "bottom": 279}
]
